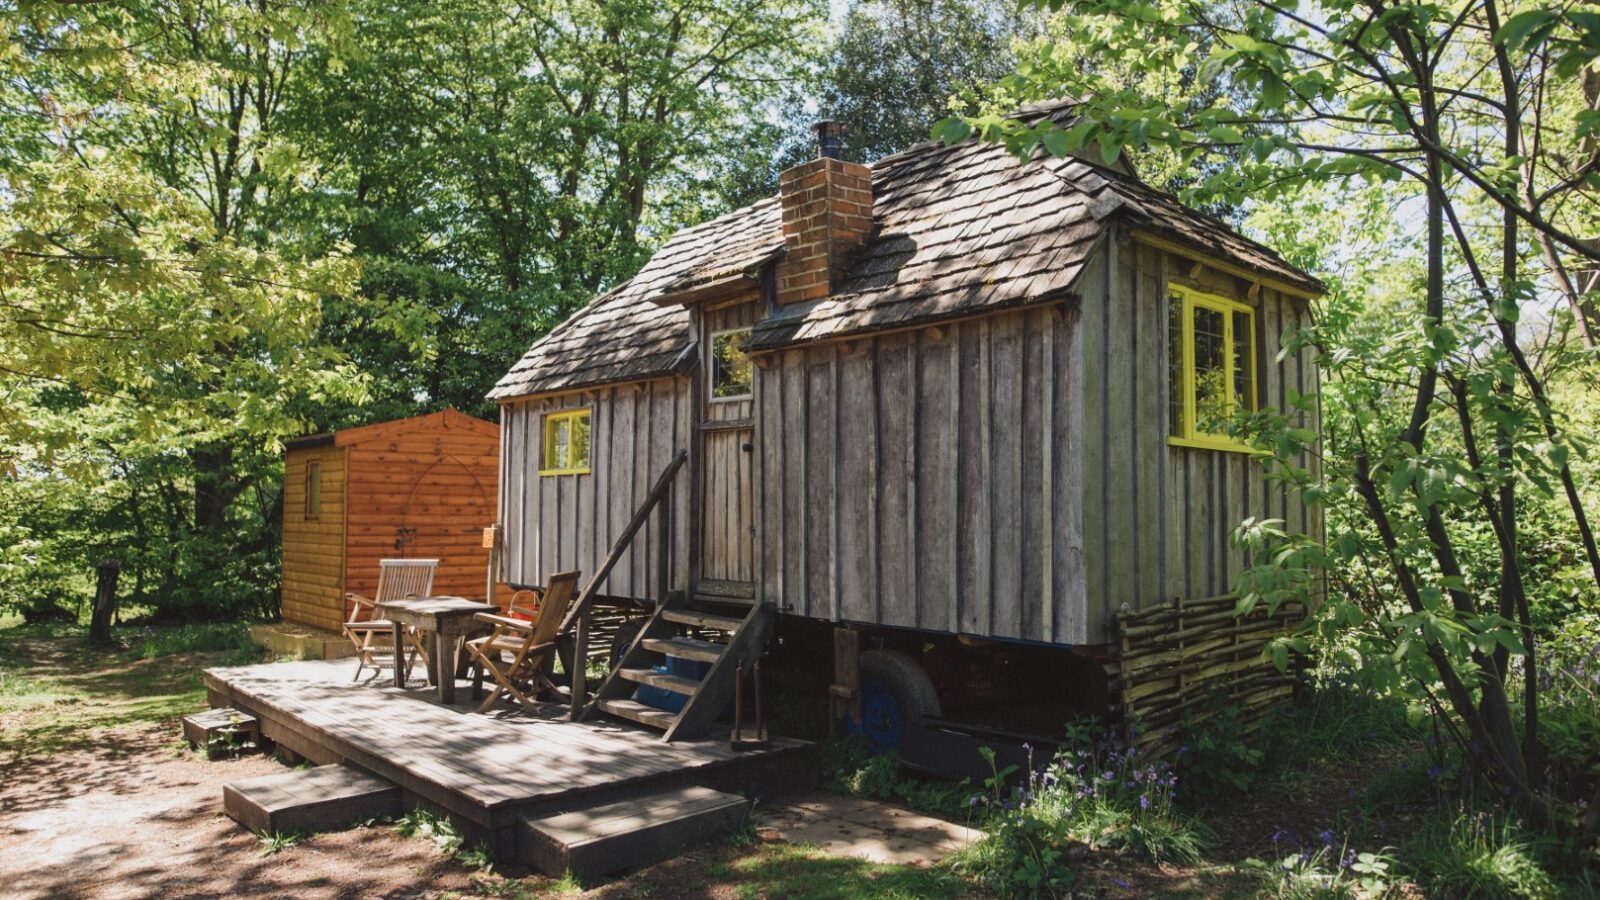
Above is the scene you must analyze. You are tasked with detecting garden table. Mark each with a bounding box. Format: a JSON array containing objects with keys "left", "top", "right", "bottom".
[{"left": 375, "top": 595, "right": 499, "bottom": 704}]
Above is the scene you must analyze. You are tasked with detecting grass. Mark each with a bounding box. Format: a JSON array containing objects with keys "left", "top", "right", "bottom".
[
  {"left": 0, "top": 620, "right": 266, "bottom": 759},
  {"left": 714, "top": 842, "right": 969, "bottom": 900}
]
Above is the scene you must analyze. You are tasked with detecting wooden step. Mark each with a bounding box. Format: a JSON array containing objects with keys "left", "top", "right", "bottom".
[
  {"left": 518, "top": 785, "right": 749, "bottom": 878},
  {"left": 617, "top": 667, "right": 700, "bottom": 695},
  {"left": 640, "top": 636, "right": 725, "bottom": 664},
  {"left": 593, "top": 698, "right": 680, "bottom": 730},
  {"left": 223, "top": 764, "right": 400, "bottom": 836},
  {"left": 662, "top": 609, "right": 744, "bottom": 631},
  {"left": 183, "top": 707, "right": 260, "bottom": 754}
]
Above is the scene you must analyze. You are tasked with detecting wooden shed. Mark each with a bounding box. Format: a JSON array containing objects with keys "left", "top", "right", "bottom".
[
  {"left": 488, "top": 105, "right": 1326, "bottom": 748},
  {"left": 279, "top": 408, "right": 503, "bottom": 633}
]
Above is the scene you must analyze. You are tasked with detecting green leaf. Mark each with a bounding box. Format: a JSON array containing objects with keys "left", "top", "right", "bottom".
[{"left": 1495, "top": 9, "right": 1558, "bottom": 51}]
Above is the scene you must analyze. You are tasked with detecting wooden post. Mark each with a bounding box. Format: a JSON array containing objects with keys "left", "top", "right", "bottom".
[
  {"left": 88, "top": 559, "right": 121, "bottom": 644},
  {"left": 571, "top": 611, "right": 589, "bottom": 720},
  {"left": 656, "top": 489, "right": 672, "bottom": 605},
  {"left": 483, "top": 525, "right": 501, "bottom": 607}
]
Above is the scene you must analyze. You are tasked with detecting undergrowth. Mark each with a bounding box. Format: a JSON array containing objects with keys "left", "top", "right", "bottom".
[{"left": 819, "top": 736, "right": 971, "bottom": 817}]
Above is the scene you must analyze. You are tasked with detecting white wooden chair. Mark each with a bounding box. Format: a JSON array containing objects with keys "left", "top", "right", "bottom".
[{"left": 343, "top": 558, "right": 439, "bottom": 681}]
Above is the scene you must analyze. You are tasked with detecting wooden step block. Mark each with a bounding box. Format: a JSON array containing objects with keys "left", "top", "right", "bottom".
[
  {"left": 640, "top": 636, "right": 725, "bottom": 664},
  {"left": 593, "top": 698, "right": 679, "bottom": 730},
  {"left": 183, "top": 707, "right": 260, "bottom": 753},
  {"left": 617, "top": 667, "right": 700, "bottom": 695},
  {"left": 223, "top": 765, "right": 400, "bottom": 836},
  {"left": 662, "top": 609, "right": 744, "bottom": 631},
  {"left": 518, "top": 785, "right": 749, "bottom": 878}
]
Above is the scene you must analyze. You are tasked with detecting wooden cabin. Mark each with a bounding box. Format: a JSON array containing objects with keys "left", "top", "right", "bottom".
[
  {"left": 280, "top": 408, "right": 503, "bottom": 633},
  {"left": 488, "top": 106, "right": 1325, "bottom": 747}
]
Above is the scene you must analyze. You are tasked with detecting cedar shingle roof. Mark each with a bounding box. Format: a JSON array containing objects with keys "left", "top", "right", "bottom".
[
  {"left": 488, "top": 199, "right": 781, "bottom": 400},
  {"left": 489, "top": 130, "right": 1321, "bottom": 401}
]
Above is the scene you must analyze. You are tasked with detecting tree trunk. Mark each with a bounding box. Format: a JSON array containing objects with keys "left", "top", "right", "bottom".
[
  {"left": 89, "top": 559, "right": 122, "bottom": 644},
  {"left": 191, "top": 443, "right": 237, "bottom": 533}
]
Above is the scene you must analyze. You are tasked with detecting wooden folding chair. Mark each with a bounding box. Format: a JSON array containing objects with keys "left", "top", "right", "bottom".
[
  {"left": 343, "top": 558, "right": 439, "bottom": 681},
  {"left": 465, "top": 571, "right": 580, "bottom": 713}
]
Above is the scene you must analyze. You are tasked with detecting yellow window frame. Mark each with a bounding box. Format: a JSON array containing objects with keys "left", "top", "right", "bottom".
[
  {"left": 1168, "top": 283, "right": 1257, "bottom": 453},
  {"left": 540, "top": 408, "right": 592, "bottom": 475}
]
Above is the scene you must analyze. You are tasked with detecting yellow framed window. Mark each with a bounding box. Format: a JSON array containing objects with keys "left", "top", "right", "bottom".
[
  {"left": 541, "top": 409, "right": 592, "bottom": 475},
  {"left": 305, "top": 461, "right": 322, "bottom": 519},
  {"left": 1167, "top": 283, "right": 1257, "bottom": 452},
  {"left": 709, "top": 329, "right": 753, "bottom": 400}
]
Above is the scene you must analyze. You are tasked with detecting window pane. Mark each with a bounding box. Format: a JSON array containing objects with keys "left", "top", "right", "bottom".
[
  {"left": 1192, "top": 305, "right": 1229, "bottom": 434},
  {"left": 554, "top": 419, "right": 570, "bottom": 469},
  {"left": 306, "top": 462, "right": 321, "bottom": 517},
  {"left": 570, "top": 413, "right": 590, "bottom": 469},
  {"left": 712, "top": 331, "right": 753, "bottom": 399},
  {"left": 1233, "top": 310, "right": 1254, "bottom": 411},
  {"left": 1168, "top": 293, "right": 1185, "bottom": 435}
]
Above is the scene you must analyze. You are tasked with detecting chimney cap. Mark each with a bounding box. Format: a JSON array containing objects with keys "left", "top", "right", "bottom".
[{"left": 811, "top": 120, "right": 848, "bottom": 159}]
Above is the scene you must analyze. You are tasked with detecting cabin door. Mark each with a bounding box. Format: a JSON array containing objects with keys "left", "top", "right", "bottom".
[
  {"left": 700, "top": 427, "right": 755, "bottom": 585},
  {"left": 698, "top": 306, "right": 758, "bottom": 590}
]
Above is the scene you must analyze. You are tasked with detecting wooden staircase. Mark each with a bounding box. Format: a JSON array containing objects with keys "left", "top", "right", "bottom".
[
  {"left": 583, "top": 595, "right": 774, "bottom": 742},
  {"left": 553, "top": 448, "right": 776, "bottom": 742}
]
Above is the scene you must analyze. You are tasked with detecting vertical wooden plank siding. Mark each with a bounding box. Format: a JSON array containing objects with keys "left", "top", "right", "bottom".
[
  {"left": 1072, "top": 236, "right": 1322, "bottom": 643},
  {"left": 753, "top": 305, "right": 1087, "bottom": 645},
  {"left": 280, "top": 446, "right": 347, "bottom": 632},
  {"left": 500, "top": 377, "right": 693, "bottom": 599}
]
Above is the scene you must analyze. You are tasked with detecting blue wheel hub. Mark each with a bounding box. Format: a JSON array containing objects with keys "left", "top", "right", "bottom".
[{"left": 845, "top": 679, "right": 904, "bottom": 754}]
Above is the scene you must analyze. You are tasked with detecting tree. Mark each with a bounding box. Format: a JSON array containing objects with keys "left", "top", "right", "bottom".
[{"left": 945, "top": 0, "right": 1600, "bottom": 828}]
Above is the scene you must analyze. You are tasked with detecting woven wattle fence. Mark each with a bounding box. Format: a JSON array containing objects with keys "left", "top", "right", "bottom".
[{"left": 1105, "top": 593, "right": 1307, "bottom": 753}]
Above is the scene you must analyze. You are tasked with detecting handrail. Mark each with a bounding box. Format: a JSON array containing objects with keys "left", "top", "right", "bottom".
[
  {"left": 563, "top": 448, "right": 687, "bottom": 718},
  {"left": 559, "top": 447, "right": 688, "bottom": 635}
]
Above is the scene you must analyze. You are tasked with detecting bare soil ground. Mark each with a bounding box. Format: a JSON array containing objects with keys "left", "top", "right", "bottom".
[{"left": 0, "top": 719, "right": 488, "bottom": 900}]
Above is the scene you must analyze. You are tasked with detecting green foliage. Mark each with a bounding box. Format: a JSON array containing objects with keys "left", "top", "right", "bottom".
[
  {"left": 1246, "top": 845, "right": 1400, "bottom": 899},
  {"left": 257, "top": 830, "right": 303, "bottom": 856},
  {"left": 819, "top": 737, "right": 971, "bottom": 817},
  {"left": 396, "top": 806, "right": 467, "bottom": 856},
  {"left": 1175, "top": 694, "right": 1265, "bottom": 799},
  {"left": 957, "top": 719, "right": 1209, "bottom": 897},
  {"left": 1398, "top": 812, "right": 1562, "bottom": 900}
]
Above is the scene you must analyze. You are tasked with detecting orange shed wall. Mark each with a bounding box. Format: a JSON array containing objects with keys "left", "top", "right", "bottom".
[
  {"left": 343, "top": 424, "right": 506, "bottom": 605},
  {"left": 280, "top": 445, "right": 347, "bottom": 632}
]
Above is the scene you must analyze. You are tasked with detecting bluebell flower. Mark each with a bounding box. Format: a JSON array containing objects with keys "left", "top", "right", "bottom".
[{"left": 1320, "top": 829, "right": 1334, "bottom": 845}]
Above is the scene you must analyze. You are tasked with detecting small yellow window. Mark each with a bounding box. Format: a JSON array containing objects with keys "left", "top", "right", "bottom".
[
  {"left": 305, "top": 461, "right": 322, "bottom": 519},
  {"left": 1168, "top": 284, "right": 1257, "bottom": 452},
  {"left": 541, "top": 409, "right": 592, "bottom": 475}
]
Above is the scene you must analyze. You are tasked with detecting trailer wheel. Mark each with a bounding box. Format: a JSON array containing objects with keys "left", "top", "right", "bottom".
[{"left": 844, "top": 649, "right": 941, "bottom": 755}]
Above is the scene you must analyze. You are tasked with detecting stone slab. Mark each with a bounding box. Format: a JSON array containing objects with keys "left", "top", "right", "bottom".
[
  {"left": 754, "top": 792, "right": 983, "bottom": 865},
  {"left": 249, "top": 623, "right": 356, "bottom": 660}
]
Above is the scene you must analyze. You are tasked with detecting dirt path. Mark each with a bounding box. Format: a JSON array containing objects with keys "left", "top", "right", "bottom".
[{"left": 0, "top": 719, "right": 489, "bottom": 900}]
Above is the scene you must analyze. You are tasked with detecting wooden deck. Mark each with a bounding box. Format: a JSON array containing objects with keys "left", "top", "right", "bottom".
[{"left": 203, "top": 659, "right": 813, "bottom": 856}]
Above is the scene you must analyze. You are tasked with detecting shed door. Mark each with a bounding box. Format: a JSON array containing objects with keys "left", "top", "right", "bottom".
[{"left": 700, "top": 427, "right": 755, "bottom": 583}]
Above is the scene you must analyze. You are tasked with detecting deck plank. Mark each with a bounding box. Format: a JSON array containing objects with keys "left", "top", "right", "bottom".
[{"left": 203, "top": 659, "right": 808, "bottom": 827}]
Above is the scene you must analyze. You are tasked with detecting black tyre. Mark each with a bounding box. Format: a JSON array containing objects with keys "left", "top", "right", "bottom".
[{"left": 843, "top": 648, "right": 942, "bottom": 755}]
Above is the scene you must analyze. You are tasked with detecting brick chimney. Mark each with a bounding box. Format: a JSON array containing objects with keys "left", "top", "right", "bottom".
[{"left": 776, "top": 121, "right": 873, "bottom": 306}]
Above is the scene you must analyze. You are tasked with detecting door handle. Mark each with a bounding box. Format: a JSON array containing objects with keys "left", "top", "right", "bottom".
[{"left": 742, "top": 442, "right": 753, "bottom": 452}]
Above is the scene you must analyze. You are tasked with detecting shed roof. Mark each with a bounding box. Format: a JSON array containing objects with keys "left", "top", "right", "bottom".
[
  {"left": 489, "top": 125, "right": 1321, "bottom": 402},
  {"left": 283, "top": 407, "right": 498, "bottom": 451}
]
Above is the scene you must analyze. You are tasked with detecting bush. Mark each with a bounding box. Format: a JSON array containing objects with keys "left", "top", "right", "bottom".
[
  {"left": 818, "top": 736, "right": 970, "bottom": 817},
  {"left": 956, "top": 719, "right": 1209, "bottom": 897},
  {"left": 1398, "top": 811, "right": 1561, "bottom": 900}
]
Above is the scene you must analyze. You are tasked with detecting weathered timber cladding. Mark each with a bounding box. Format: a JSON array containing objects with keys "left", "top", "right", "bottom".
[
  {"left": 1076, "top": 235, "right": 1321, "bottom": 643},
  {"left": 281, "top": 445, "right": 346, "bottom": 632},
  {"left": 501, "top": 377, "right": 693, "bottom": 598},
  {"left": 754, "top": 304, "right": 1089, "bottom": 644}
]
